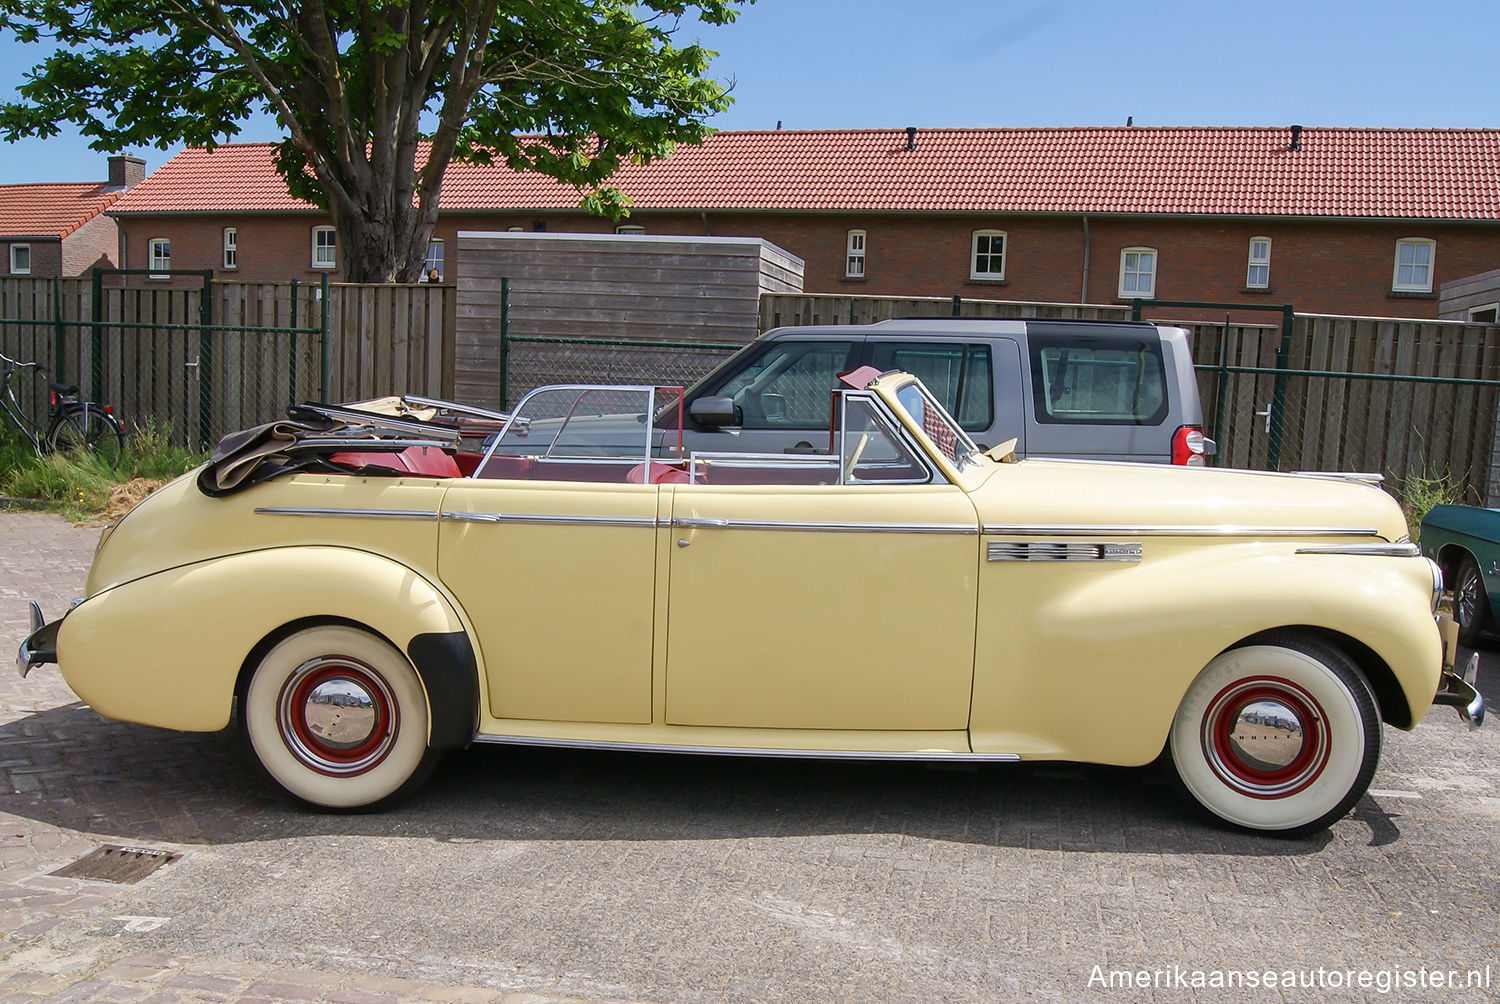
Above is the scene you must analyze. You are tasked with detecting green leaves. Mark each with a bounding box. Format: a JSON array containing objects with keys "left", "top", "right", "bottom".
[{"left": 0, "top": 0, "right": 754, "bottom": 280}]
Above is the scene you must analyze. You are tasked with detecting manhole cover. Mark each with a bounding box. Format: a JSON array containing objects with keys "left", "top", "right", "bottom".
[{"left": 50, "top": 845, "right": 181, "bottom": 884}]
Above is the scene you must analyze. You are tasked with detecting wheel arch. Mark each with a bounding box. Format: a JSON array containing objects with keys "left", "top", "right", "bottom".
[
  {"left": 1236, "top": 625, "right": 1412, "bottom": 729},
  {"left": 235, "top": 612, "right": 478, "bottom": 751}
]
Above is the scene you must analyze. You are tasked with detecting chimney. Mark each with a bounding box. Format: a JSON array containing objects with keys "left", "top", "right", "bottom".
[
  {"left": 904, "top": 126, "right": 917, "bottom": 152},
  {"left": 1288, "top": 124, "right": 1303, "bottom": 151},
  {"left": 107, "top": 155, "right": 145, "bottom": 189}
]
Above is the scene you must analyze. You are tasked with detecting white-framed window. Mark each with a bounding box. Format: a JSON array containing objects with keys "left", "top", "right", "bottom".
[
  {"left": 312, "top": 226, "right": 337, "bottom": 269},
  {"left": 148, "top": 238, "right": 171, "bottom": 278},
  {"left": 970, "top": 230, "right": 1006, "bottom": 279},
  {"left": 424, "top": 240, "right": 444, "bottom": 281},
  {"left": 1468, "top": 304, "right": 1499, "bottom": 323},
  {"left": 1119, "top": 247, "right": 1157, "bottom": 298},
  {"left": 845, "top": 229, "right": 866, "bottom": 278},
  {"left": 9, "top": 244, "right": 30, "bottom": 275},
  {"left": 1393, "top": 238, "right": 1435, "bottom": 292},
  {"left": 1246, "top": 236, "right": 1271, "bottom": 289},
  {"left": 222, "top": 228, "right": 237, "bottom": 270},
  {"left": 615, "top": 225, "right": 646, "bottom": 235}
]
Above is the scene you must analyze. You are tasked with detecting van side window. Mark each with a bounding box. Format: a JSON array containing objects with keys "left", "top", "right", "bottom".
[
  {"left": 1029, "top": 336, "right": 1168, "bottom": 425},
  {"left": 712, "top": 341, "right": 858, "bottom": 428},
  {"left": 870, "top": 342, "right": 993, "bottom": 431}
]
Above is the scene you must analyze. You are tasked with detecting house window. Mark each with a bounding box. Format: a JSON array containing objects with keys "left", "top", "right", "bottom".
[
  {"left": 1246, "top": 237, "right": 1271, "bottom": 289},
  {"left": 1468, "top": 305, "right": 1498, "bottom": 323},
  {"left": 845, "top": 230, "right": 866, "bottom": 278},
  {"left": 615, "top": 225, "right": 645, "bottom": 235},
  {"left": 424, "top": 240, "right": 444, "bottom": 281},
  {"left": 148, "top": 238, "right": 171, "bottom": 278},
  {"left": 970, "top": 230, "right": 1006, "bottom": 279},
  {"left": 1119, "top": 247, "right": 1157, "bottom": 298},
  {"left": 1393, "top": 238, "right": 1435, "bottom": 292},
  {"left": 223, "top": 228, "right": 237, "bottom": 270},
  {"left": 9, "top": 244, "right": 30, "bottom": 275},
  {"left": 312, "top": 226, "right": 337, "bottom": 269}
]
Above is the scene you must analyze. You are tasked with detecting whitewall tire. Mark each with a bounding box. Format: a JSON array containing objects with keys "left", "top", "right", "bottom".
[
  {"left": 244, "top": 625, "right": 439, "bottom": 809},
  {"left": 1168, "top": 637, "right": 1381, "bottom": 836}
]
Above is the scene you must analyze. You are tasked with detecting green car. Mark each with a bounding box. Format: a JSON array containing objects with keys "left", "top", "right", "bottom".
[{"left": 1421, "top": 504, "right": 1500, "bottom": 647}]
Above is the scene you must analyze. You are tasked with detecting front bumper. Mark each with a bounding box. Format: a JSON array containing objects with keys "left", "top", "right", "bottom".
[
  {"left": 17, "top": 601, "right": 60, "bottom": 678},
  {"left": 1433, "top": 612, "right": 1485, "bottom": 729},
  {"left": 1434, "top": 653, "right": 1485, "bottom": 730}
]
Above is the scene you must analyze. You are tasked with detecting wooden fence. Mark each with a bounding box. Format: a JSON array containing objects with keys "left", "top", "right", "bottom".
[
  {"left": 0, "top": 277, "right": 455, "bottom": 447},
  {"left": 759, "top": 292, "right": 1133, "bottom": 329}
]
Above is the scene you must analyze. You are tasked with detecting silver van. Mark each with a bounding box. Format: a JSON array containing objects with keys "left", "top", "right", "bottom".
[{"left": 676, "top": 318, "right": 1213, "bottom": 464}]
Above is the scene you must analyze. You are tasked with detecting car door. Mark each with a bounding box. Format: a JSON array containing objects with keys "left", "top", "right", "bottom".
[
  {"left": 663, "top": 397, "right": 981, "bottom": 733},
  {"left": 438, "top": 479, "right": 659, "bottom": 725}
]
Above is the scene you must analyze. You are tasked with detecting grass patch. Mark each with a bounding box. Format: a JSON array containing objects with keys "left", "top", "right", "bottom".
[
  {"left": 0, "top": 419, "right": 206, "bottom": 523},
  {"left": 1401, "top": 473, "right": 1465, "bottom": 540}
]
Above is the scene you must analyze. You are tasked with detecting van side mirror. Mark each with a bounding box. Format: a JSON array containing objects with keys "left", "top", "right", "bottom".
[{"left": 689, "top": 396, "right": 737, "bottom": 427}]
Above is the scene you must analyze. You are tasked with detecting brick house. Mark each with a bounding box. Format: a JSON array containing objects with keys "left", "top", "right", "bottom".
[
  {"left": 105, "top": 127, "right": 1500, "bottom": 318},
  {"left": 0, "top": 156, "right": 145, "bottom": 277}
]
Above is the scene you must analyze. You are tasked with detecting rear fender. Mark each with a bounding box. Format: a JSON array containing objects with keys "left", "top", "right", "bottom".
[{"left": 57, "top": 546, "right": 478, "bottom": 743}]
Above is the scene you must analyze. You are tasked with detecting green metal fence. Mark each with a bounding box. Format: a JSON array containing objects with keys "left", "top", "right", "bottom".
[
  {"left": 1, "top": 271, "right": 329, "bottom": 451},
  {"left": 1133, "top": 300, "right": 1500, "bottom": 506}
]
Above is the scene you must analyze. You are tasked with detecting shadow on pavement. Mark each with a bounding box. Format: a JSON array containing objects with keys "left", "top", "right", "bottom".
[{"left": 0, "top": 702, "right": 1335, "bottom": 856}]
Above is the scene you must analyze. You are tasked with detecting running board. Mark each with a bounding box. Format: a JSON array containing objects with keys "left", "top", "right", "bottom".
[{"left": 470, "top": 734, "right": 1021, "bottom": 762}]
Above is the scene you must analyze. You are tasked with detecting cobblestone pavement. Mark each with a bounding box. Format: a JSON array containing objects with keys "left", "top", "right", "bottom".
[{"left": 2, "top": 508, "right": 1499, "bottom": 1002}]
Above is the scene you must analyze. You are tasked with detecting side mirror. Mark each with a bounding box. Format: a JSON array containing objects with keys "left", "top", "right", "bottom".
[{"left": 689, "top": 396, "right": 737, "bottom": 427}]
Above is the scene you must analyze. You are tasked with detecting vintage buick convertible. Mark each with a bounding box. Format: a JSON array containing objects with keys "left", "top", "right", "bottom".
[{"left": 18, "top": 369, "right": 1483, "bottom": 835}]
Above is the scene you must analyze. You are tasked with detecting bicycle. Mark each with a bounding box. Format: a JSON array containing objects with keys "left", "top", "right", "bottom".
[{"left": 0, "top": 351, "right": 127, "bottom": 463}]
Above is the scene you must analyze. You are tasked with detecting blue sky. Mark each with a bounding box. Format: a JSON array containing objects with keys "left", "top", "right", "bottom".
[{"left": 1, "top": 0, "right": 1496, "bottom": 184}]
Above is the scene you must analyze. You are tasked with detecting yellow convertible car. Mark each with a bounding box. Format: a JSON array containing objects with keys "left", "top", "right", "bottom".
[{"left": 18, "top": 369, "right": 1483, "bottom": 835}]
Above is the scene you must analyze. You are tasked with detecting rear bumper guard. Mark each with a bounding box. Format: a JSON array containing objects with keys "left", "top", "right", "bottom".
[{"left": 16, "top": 601, "right": 60, "bottom": 679}]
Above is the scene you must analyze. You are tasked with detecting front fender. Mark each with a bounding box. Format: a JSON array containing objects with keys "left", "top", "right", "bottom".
[
  {"left": 57, "top": 546, "right": 477, "bottom": 741},
  {"left": 971, "top": 543, "right": 1442, "bottom": 765}
]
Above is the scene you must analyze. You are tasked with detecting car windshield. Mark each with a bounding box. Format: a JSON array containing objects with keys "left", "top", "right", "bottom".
[
  {"left": 474, "top": 385, "right": 682, "bottom": 476},
  {"left": 888, "top": 379, "right": 980, "bottom": 469}
]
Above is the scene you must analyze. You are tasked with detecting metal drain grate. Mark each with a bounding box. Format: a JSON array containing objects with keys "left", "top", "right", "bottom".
[{"left": 50, "top": 845, "right": 181, "bottom": 884}]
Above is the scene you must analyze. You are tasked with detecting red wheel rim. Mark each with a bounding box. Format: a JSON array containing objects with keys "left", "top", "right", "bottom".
[
  {"left": 277, "top": 656, "right": 399, "bottom": 776},
  {"left": 1201, "top": 676, "right": 1330, "bottom": 799}
]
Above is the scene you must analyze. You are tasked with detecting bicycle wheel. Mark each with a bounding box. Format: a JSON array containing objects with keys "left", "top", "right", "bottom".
[{"left": 47, "top": 405, "right": 126, "bottom": 464}]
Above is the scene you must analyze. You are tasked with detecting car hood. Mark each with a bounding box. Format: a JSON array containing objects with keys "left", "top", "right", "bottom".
[{"left": 968, "top": 459, "right": 1409, "bottom": 541}]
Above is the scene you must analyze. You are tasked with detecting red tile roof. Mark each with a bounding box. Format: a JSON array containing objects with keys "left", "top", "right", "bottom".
[
  {"left": 109, "top": 127, "right": 1500, "bottom": 221},
  {"left": 0, "top": 182, "right": 125, "bottom": 238}
]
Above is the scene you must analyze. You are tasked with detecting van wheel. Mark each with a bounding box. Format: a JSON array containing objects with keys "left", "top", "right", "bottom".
[
  {"left": 243, "top": 626, "right": 440, "bottom": 810},
  {"left": 1167, "top": 636, "right": 1380, "bottom": 836}
]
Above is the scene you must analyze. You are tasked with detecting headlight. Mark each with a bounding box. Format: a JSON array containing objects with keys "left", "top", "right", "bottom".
[{"left": 1425, "top": 557, "right": 1444, "bottom": 612}]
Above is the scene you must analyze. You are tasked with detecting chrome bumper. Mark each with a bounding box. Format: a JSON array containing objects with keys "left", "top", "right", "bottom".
[
  {"left": 1434, "top": 652, "right": 1485, "bottom": 730},
  {"left": 16, "top": 601, "right": 60, "bottom": 679}
]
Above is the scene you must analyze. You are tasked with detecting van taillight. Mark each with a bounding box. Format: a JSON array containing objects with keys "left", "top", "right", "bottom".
[{"left": 1172, "top": 426, "right": 1207, "bottom": 466}]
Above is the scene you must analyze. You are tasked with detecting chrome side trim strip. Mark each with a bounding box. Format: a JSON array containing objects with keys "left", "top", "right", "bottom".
[
  {"left": 442, "top": 511, "right": 658, "bottom": 528},
  {"left": 983, "top": 523, "right": 1381, "bottom": 538},
  {"left": 988, "top": 541, "right": 1142, "bottom": 562},
  {"left": 672, "top": 517, "right": 976, "bottom": 534},
  {"left": 470, "top": 733, "right": 1021, "bottom": 762},
  {"left": 1291, "top": 471, "right": 1385, "bottom": 484},
  {"left": 255, "top": 507, "right": 440, "bottom": 520},
  {"left": 1293, "top": 543, "right": 1421, "bottom": 557}
]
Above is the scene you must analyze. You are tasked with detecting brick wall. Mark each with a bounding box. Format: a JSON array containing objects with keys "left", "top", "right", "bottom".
[
  {"left": 1, "top": 239, "right": 62, "bottom": 277},
  {"left": 60, "top": 211, "right": 121, "bottom": 275},
  {"left": 116, "top": 210, "right": 1500, "bottom": 318}
]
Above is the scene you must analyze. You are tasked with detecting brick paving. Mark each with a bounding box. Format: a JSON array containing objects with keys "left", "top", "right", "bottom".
[{"left": 1, "top": 507, "right": 1499, "bottom": 1002}]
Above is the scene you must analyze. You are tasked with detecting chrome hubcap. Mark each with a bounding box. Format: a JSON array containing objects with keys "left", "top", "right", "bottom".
[
  {"left": 1459, "top": 569, "right": 1480, "bottom": 627},
  {"left": 1202, "top": 677, "right": 1329, "bottom": 798},
  {"left": 277, "top": 656, "right": 398, "bottom": 776}
]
